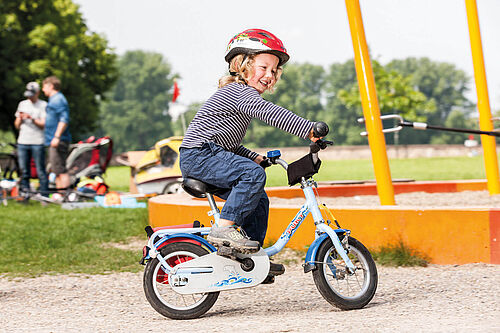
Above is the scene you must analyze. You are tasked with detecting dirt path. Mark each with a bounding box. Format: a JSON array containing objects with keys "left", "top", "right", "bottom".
[
  {"left": 1, "top": 262, "right": 499, "bottom": 332},
  {"left": 1, "top": 190, "right": 499, "bottom": 332}
]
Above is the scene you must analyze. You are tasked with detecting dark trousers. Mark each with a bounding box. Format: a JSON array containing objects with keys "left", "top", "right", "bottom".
[
  {"left": 180, "top": 143, "right": 269, "bottom": 245},
  {"left": 17, "top": 144, "right": 49, "bottom": 197}
]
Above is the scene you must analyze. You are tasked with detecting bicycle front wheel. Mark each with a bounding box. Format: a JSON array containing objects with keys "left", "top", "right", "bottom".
[
  {"left": 143, "top": 242, "right": 219, "bottom": 319},
  {"left": 312, "top": 236, "right": 377, "bottom": 310}
]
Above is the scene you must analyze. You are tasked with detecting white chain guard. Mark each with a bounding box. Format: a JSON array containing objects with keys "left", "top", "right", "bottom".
[{"left": 169, "top": 249, "right": 270, "bottom": 294}]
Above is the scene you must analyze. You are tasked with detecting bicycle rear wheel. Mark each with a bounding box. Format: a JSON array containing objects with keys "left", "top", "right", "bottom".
[
  {"left": 0, "top": 152, "right": 19, "bottom": 179},
  {"left": 312, "top": 236, "right": 377, "bottom": 310},
  {"left": 143, "top": 242, "right": 219, "bottom": 319}
]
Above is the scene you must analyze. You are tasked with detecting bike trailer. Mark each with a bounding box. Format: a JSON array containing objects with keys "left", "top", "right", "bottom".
[{"left": 66, "top": 136, "right": 113, "bottom": 180}]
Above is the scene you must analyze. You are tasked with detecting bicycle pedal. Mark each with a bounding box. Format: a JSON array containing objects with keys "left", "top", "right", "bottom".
[
  {"left": 269, "top": 263, "right": 285, "bottom": 276},
  {"left": 216, "top": 245, "right": 237, "bottom": 258},
  {"left": 261, "top": 274, "right": 275, "bottom": 285}
]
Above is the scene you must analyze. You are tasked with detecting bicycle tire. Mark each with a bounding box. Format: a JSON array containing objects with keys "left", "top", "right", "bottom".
[
  {"left": 0, "top": 152, "right": 19, "bottom": 179},
  {"left": 143, "top": 242, "right": 219, "bottom": 319},
  {"left": 312, "top": 236, "right": 378, "bottom": 310}
]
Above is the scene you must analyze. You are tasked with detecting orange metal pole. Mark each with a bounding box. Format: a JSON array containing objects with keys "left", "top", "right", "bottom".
[
  {"left": 345, "top": 0, "right": 395, "bottom": 205},
  {"left": 465, "top": 0, "right": 500, "bottom": 195}
]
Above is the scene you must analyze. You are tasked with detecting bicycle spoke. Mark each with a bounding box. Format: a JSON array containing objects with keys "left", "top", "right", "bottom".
[{"left": 318, "top": 244, "right": 371, "bottom": 299}]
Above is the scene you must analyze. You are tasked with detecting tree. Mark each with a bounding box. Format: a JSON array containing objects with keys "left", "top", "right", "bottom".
[
  {"left": 177, "top": 57, "right": 475, "bottom": 148},
  {"left": 335, "top": 60, "right": 436, "bottom": 145},
  {"left": 323, "top": 60, "right": 370, "bottom": 145},
  {"left": 100, "top": 51, "right": 177, "bottom": 153},
  {"left": 429, "top": 109, "right": 477, "bottom": 144},
  {"left": 0, "top": 0, "right": 117, "bottom": 139},
  {"left": 386, "top": 57, "right": 473, "bottom": 143}
]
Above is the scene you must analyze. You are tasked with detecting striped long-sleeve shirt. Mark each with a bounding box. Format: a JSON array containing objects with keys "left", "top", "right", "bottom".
[{"left": 180, "top": 83, "right": 314, "bottom": 160}]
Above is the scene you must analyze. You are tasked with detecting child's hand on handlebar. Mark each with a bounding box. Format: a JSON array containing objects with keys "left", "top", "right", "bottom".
[
  {"left": 309, "top": 121, "right": 329, "bottom": 142},
  {"left": 308, "top": 127, "right": 323, "bottom": 142},
  {"left": 254, "top": 155, "right": 272, "bottom": 168}
]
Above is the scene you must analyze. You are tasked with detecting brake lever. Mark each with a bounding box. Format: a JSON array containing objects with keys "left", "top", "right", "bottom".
[
  {"left": 310, "top": 139, "right": 334, "bottom": 153},
  {"left": 317, "top": 139, "right": 334, "bottom": 149}
]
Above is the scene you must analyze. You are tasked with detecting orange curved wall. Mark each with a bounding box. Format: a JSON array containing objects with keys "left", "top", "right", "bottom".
[{"left": 149, "top": 180, "right": 499, "bottom": 265}]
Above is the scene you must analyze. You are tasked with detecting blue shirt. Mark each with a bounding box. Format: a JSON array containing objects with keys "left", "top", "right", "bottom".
[{"left": 45, "top": 92, "right": 71, "bottom": 145}]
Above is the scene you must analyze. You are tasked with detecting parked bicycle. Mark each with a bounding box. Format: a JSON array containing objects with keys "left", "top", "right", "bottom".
[
  {"left": 140, "top": 125, "right": 378, "bottom": 319},
  {"left": 0, "top": 143, "right": 20, "bottom": 179},
  {"left": 0, "top": 143, "right": 20, "bottom": 205}
]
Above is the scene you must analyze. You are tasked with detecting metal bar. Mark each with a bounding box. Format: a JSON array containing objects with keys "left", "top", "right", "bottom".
[
  {"left": 465, "top": 0, "right": 500, "bottom": 195},
  {"left": 264, "top": 204, "right": 310, "bottom": 257},
  {"left": 399, "top": 121, "right": 500, "bottom": 137},
  {"left": 358, "top": 114, "right": 403, "bottom": 136},
  {"left": 345, "top": 0, "right": 395, "bottom": 205}
]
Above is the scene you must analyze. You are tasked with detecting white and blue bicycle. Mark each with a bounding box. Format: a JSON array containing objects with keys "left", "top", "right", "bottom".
[{"left": 141, "top": 124, "right": 378, "bottom": 319}]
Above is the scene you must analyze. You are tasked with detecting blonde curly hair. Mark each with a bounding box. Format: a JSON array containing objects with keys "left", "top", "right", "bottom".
[{"left": 218, "top": 54, "right": 282, "bottom": 93}]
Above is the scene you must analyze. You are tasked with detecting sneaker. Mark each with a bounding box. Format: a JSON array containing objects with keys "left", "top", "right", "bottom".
[
  {"left": 33, "top": 193, "right": 49, "bottom": 206},
  {"left": 207, "top": 226, "right": 260, "bottom": 253},
  {"left": 18, "top": 190, "right": 30, "bottom": 204}
]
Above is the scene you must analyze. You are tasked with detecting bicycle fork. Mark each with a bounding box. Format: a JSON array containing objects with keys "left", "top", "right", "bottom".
[{"left": 303, "top": 186, "right": 356, "bottom": 273}]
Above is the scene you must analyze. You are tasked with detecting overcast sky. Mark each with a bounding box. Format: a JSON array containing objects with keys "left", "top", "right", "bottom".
[{"left": 74, "top": 0, "right": 500, "bottom": 112}]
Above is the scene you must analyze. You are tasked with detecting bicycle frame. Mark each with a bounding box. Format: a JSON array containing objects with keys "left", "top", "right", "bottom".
[
  {"left": 263, "top": 177, "right": 355, "bottom": 271},
  {"left": 145, "top": 173, "right": 355, "bottom": 274}
]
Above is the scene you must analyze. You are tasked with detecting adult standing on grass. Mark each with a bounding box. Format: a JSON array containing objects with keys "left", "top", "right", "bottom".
[
  {"left": 14, "top": 81, "right": 49, "bottom": 197},
  {"left": 42, "top": 76, "right": 72, "bottom": 190}
]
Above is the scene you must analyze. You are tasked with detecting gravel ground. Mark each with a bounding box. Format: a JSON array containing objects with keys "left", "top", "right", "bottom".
[
  {"left": 1, "top": 261, "right": 499, "bottom": 333},
  {"left": 1, "top": 190, "right": 499, "bottom": 332}
]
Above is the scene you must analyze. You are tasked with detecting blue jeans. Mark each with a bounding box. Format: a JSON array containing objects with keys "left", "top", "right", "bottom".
[
  {"left": 180, "top": 143, "right": 269, "bottom": 245},
  {"left": 17, "top": 144, "right": 49, "bottom": 197}
]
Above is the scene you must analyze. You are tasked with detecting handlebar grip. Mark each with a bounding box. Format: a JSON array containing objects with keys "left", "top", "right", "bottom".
[
  {"left": 259, "top": 157, "right": 273, "bottom": 169},
  {"left": 313, "top": 122, "right": 329, "bottom": 138}
]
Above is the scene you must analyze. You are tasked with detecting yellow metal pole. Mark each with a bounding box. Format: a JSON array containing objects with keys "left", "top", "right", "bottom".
[
  {"left": 465, "top": 0, "right": 500, "bottom": 195},
  {"left": 345, "top": 0, "right": 395, "bottom": 205}
]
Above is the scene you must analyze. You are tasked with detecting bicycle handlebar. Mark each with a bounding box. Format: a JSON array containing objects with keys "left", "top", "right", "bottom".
[
  {"left": 266, "top": 139, "right": 333, "bottom": 170},
  {"left": 264, "top": 121, "right": 333, "bottom": 170}
]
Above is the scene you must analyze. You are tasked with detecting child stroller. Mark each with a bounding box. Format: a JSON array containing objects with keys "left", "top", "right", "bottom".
[
  {"left": 1, "top": 137, "right": 113, "bottom": 205},
  {"left": 59, "top": 136, "right": 113, "bottom": 202}
]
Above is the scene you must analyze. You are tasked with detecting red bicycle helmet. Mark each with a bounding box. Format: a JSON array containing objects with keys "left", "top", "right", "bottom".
[{"left": 224, "top": 29, "right": 290, "bottom": 66}]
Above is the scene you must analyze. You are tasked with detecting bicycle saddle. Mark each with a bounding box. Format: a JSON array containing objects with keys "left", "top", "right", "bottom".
[{"left": 182, "top": 178, "right": 229, "bottom": 198}]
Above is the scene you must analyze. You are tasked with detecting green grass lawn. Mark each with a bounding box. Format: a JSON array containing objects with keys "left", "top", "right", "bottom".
[
  {"left": 0, "top": 203, "right": 148, "bottom": 277},
  {"left": 103, "top": 165, "right": 131, "bottom": 192},
  {"left": 264, "top": 156, "right": 486, "bottom": 187},
  {"left": 104, "top": 156, "right": 487, "bottom": 190},
  {"left": 0, "top": 155, "right": 490, "bottom": 277}
]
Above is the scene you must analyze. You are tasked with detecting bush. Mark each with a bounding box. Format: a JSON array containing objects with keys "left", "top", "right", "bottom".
[{"left": 372, "top": 241, "right": 429, "bottom": 267}]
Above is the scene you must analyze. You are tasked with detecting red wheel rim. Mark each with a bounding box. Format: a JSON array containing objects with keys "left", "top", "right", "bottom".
[{"left": 156, "top": 255, "right": 194, "bottom": 284}]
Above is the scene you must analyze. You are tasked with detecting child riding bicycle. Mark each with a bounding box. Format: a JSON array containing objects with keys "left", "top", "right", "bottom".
[{"left": 179, "top": 29, "right": 324, "bottom": 254}]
